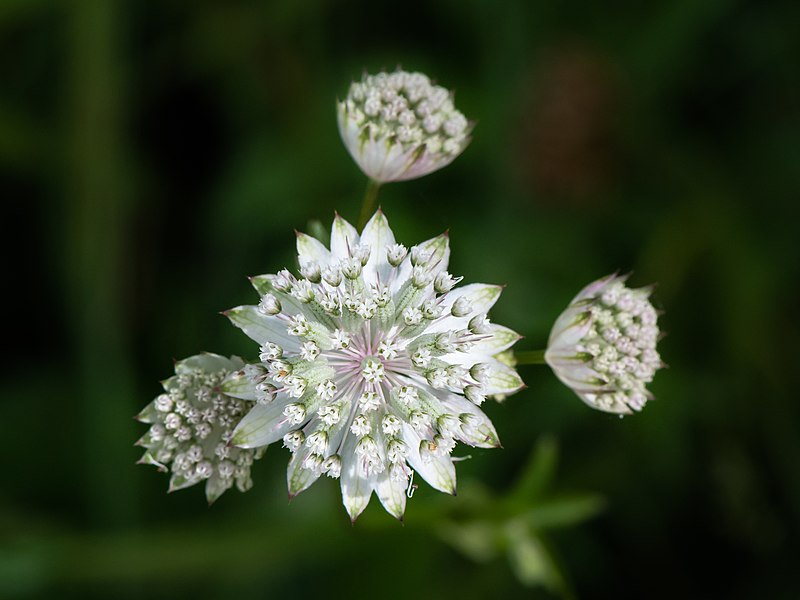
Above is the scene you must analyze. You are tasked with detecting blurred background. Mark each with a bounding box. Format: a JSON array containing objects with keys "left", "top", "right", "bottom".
[{"left": 2, "top": 0, "right": 799, "bottom": 598}]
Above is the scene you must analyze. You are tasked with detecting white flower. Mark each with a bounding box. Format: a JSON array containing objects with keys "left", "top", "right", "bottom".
[
  {"left": 135, "top": 353, "right": 264, "bottom": 503},
  {"left": 224, "top": 211, "right": 524, "bottom": 521},
  {"left": 545, "top": 274, "right": 664, "bottom": 415},
  {"left": 337, "top": 70, "right": 472, "bottom": 183}
]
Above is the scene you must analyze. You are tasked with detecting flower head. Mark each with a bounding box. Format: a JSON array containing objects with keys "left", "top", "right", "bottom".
[
  {"left": 136, "top": 353, "right": 264, "bottom": 503},
  {"left": 545, "top": 274, "right": 663, "bottom": 414},
  {"left": 225, "top": 211, "right": 523, "bottom": 520},
  {"left": 337, "top": 70, "right": 472, "bottom": 183}
]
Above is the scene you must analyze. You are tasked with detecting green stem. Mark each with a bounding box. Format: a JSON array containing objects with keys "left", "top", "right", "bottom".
[
  {"left": 66, "top": 0, "right": 138, "bottom": 528},
  {"left": 357, "top": 179, "right": 381, "bottom": 229},
  {"left": 515, "top": 349, "right": 548, "bottom": 365}
]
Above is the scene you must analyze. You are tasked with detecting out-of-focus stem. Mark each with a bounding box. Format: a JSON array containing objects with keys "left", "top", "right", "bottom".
[
  {"left": 515, "top": 350, "right": 547, "bottom": 365},
  {"left": 357, "top": 179, "right": 381, "bottom": 229},
  {"left": 65, "top": 0, "right": 138, "bottom": 527}
]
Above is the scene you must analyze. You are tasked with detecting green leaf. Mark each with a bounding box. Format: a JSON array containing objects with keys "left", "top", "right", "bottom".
[
  {"left": 504, "top": 526, "right": 551, "bottom": 588},
  {"left": 524, "top": 494, "right": 606, "bottom": 530},
  {"left": 437, "top": 520, "right": 501, "bottom": 563},
  {"left": 507, "top": 435, "right": 559, "bottom": 505}
]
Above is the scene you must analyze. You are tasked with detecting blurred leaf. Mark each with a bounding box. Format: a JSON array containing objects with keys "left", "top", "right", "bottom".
[
  {"left": 504, "top": 524, "right": 566, "bottom": 593},
  {"left": 436, "top": 436, "right": 604, "bottom": 595},
  {"left": 437, "top": 520, "right": 502, "bottom": 563},
  {"left": 505, "top": 434, "right": 559, "bottom": 506},
  {"left": 0, "top": 0, "right": 49, "bottom": 21},
  {"left": 525, "top": 494, "right": 607, "bottom": 530}
]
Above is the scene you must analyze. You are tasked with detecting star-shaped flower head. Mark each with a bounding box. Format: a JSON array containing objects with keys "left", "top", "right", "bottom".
[
  {"left": 545, "top": 274, "right": 664, "bottom": 415},
  {"left": 337, "top": 70, "right": 472, "bottom": 183},
  {"left": 224, "top": 211, "right": 524, "bottom": 521},
  {"left": 136, "top": 353, "right": 264, "bottom": 503}
]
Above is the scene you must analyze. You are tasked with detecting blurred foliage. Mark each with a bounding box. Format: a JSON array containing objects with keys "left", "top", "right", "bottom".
[
  {"left": 2, "top": 0, "right": 799, "bottom": 598},
  {"left": 438, "top": 437, "right": 605, "bottom": 597}
]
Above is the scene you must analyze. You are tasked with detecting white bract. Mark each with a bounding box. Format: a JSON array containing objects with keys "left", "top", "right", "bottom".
[
  {"left": 545, "top": 274, "right": 663, "bottom": 415},
  {"left": 337, "top": 70, "right": 472, "bottom": 183},
  {"left": 224, "top": 210, "right": 524, "bottom": 521},
  {"left": 136, "top": 353, "right": 264, "bottom": 503}
]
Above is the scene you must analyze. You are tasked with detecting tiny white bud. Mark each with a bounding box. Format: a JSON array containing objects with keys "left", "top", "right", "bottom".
[
  {"left": 410, "top": 246, "right": 433, "bottom": 267},
  {"left": 377, "top": 340, "right": 398, "bottom": 360},
  {"left": 287, "top": 314, "right": 310, "bottom": 336},
  {"left": 300, "top": 261, "right": 321, "bottom": 283},
  {"left": 316, "top": 379, "right": 337, "bottom": 401},
  {"left": 283, "top": 430, "right": 305, "bottom": 452},
  {"left": 300, "top": 340, "right": 320, "bottom": 361},
  {"left": 322, "top": 265, "right": 343, "bottom": 286},
  {"left": 412, "top": 348, "right": 432, "bottom": 368},
  {"left": 468, "top": 313, "right": 492, "bottom": 334},
  {"left": 420, "top": 299, "right": 443, "bottom": 319},
  {"left": 305, "top": 430, "right": 329, "bottom": 455},
  {"left": 352, "top": 244, "right": 371, "bottom": 266},
  {"left": 426, "top": 368, "right": 448, "bottom": 389},
  {"left": 318, "top": 403, "right": 342, "bottom": 426},
  {"left": 359, "top": 391, "right": 380, "bottom": 412},
  {"left": 412, "top": 265, "right": 434, "bottom": 288},
  {"left": 350, "top": 414, "right": 372, "bottom": 437},
  {"left": 322, "top": 455, "right": 342, "bottom": 478},
  {"left": 470, "top": 363, "right": 491, "bottom": 383},
  {"left": 464, "top": 385, "right": 486, "bottom": 405},
  {"left": 284, "top": 376, "right": 307, "bottom": 398},
  {"left": 257, "top": 293, "right": 282, "bottom": 315},
  {"left": 403, "top": 306, "right": 423, "bottom": 325},
  {"left": 290, "top": 279, "right": 315, "bottom": 303},
  {"left": 331, "top": 328, "right": 351, "bottom": 349},
  {"left": 283, "top": 403, "right": 307, "bottom": 425},
  {"left": 340, "top": 257, "right": 362, "bottom": 279},
  {"left": 255, "top": 382, "right": 278, "bottom": 404},
  {"left": 451, "top": 296, "right": 473, "bottom": 317},
  {"left": 259, "top": 342, "right": 283, "bottom": 361},
  {"left": 434, "top": 271, "right": 460, "bottom": 294},
  {"left": 272, "top": 269, "right": 295, "bottom": 292},
  {"left": 382, "top": 414, "right": 402, "bottom": 436},
  {"left": 386, "top": 243, "right": 408, "bottom": 267}
]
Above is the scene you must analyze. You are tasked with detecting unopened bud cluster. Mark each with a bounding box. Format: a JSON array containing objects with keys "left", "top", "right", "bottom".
[
  {"left": 338, "top": 70, "right": 472, "bottom": 183},
  {"left": 136, "top": 354, "right": 263, "bottom": 503},
  {"left": 545, "top": 274, "right": 663, "bottom": 415}
]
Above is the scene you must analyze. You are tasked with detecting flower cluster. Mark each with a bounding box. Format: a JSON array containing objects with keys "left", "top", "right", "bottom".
[
  {"left": 136, "top": 353, "right": 264, "bottom": 503},
  {"left": 545, "top": 274, "right": 663, "bottom": 414},
  {"left": 338, "top": 70, "right": 472, "bottom": 183},
  {"left": 137, "top": 67, "right": 666, "bottom": 523},
  {"left": 223, "top": 210, "right": 523, "bottom": 520}
]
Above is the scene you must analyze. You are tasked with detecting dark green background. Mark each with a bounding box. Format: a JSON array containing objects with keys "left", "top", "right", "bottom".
[{"left": 2, "top": 0, "right": 799, "bottom": 598}]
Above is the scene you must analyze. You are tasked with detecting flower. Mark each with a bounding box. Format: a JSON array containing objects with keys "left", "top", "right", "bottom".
[
  {"left": 224, "top": 210, "right": 524, "bottom": 520},
  {"left": 545, "top": 274, "right": 663, "bottom": 415},
  {"left": 136, "top": 353, "right": 264, "bottom": 503},
  {"left": 337, "top": 70, "right": 472, "bottom": 183}
]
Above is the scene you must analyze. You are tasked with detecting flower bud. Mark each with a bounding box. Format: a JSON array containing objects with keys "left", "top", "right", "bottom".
[
  {"left": 451, "top": 296, "right": 473, "bottom": 317},
  {"left": 386, "top": 243, "right": 408, "bottom": 267},
  {"left": 257, "top": 294, "right": 281, "bottom": 315},
  {"left": 338, "top": 70, "right": 472, "bottom": 183},
  {"left": 545, "top": 274, "right": 663, "bottom": 415}
]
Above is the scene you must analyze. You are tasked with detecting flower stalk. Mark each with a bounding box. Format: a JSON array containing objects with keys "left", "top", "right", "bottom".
[
  {"left": 357, "top": 179, "right": 381, "bottom": 230},
  {"left": 514, "top": 350, "right": 547, "bottom": 365}
]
